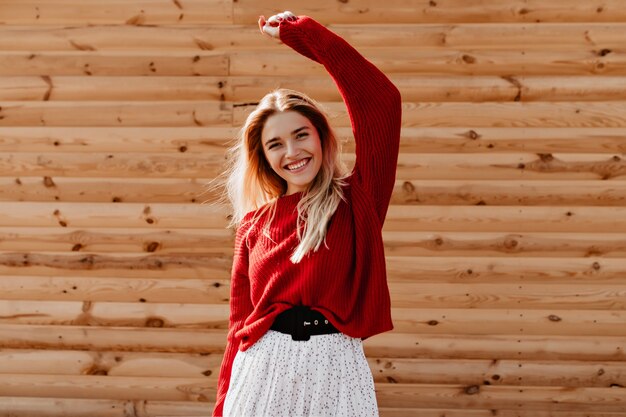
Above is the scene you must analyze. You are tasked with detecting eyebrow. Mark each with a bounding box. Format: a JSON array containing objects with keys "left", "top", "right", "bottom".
[{"left": 265, "top": 126, "right": 309, "bottom": 147}]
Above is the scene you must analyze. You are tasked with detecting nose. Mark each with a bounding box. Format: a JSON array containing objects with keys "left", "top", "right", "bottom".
[{"left": 284, "top": 139, "right": 300, "bottom": 158}]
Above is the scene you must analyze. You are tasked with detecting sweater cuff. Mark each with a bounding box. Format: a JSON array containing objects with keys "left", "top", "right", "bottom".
[{"left": 278, "top": 16, "right": 326, "bottom": 64}]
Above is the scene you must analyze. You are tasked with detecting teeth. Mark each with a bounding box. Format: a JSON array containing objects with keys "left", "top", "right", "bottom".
[{"left": 286, "top": 158, "right": 309, "bottom": 170}]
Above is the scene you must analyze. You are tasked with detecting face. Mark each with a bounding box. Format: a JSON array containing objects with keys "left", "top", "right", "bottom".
[{"left": 261, "top": 111, "right": 323, "bottom": 196}]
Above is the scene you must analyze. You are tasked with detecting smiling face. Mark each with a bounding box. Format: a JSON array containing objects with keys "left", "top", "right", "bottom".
[{"left": 261, "top": 110, "right": 323, "bottom": 196}]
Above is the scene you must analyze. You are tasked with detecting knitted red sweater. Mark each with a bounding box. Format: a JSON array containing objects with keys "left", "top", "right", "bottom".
[{"left": 212, "top": 15, "right": 402, "bottom": 416}]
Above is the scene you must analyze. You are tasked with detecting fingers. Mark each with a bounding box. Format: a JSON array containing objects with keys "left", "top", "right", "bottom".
[
  {"left": 283, "top": 11, "right": 296, "bottom": 20},
  {"left": 266, "top": 14, "right": 281, "bottom": 27},
  {"left": 258, "top": 11, "right": 297, "bottom": 39}
]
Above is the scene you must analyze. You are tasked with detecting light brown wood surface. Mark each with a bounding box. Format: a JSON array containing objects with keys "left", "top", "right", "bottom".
[{"left": 1, "top": 0, "right": 626, "bottom": 415}]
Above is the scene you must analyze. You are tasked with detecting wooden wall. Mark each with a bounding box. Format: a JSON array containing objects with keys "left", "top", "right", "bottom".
[{"left": 1, "top": 0, "right": 626, "bottom": 416}]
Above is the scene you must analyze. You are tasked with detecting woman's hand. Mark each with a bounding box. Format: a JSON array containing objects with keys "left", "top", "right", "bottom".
[{"left": 258, "top": 11, "right": 297, "bottom": 39}]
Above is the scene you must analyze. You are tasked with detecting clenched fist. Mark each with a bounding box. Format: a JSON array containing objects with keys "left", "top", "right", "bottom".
[{"left": 258, "top": 11, "right": 297, "bottom": 39}]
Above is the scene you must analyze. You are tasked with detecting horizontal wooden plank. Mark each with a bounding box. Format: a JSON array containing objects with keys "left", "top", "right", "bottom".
[
  {"left": 369, "top": 333, "right": 626, "bottom": 361},
  {"left": 0, "top": 373, "right": 212, "bottom": 401},
  {"left": 222, "top": 74, "right": 626, "bottom": 102},
  {"left": 3, "top": 48, "right": 623, "bottom": 77},
  {"left": 2, "top": 253, "right": 623, "bottom": 285},
  {"left": 0, "top": 348, "right": 219, "bottom": 378},
  {"left": 2, "top": 227, "right": 626, "bottom": 258},
  {"left": 0, "top": 323, "right": 227, "bottom": 353},
  {"left": 381, "top": 411, "right": 626, "bottom": 417},
  {"left": 369, "top": 358, "right": 626, "bottom": 387},
  {"left": 384, "top": 205, "right": 626, "bottom": 233},
  {"left": 0, "top": 126, "right": 238, "bottom": 153},
  {"left": 383, "top": 231, "right": 626, "bottom": 258},
  {"left": 0, "top": 0, "right": 231, "bottom": 25},
  {"left": 391, "top": 179, "right": 626, "bottom": 207},
  {"left": 0, "top": 202, "right": 230, "bottom": 228},
  {"left": 0, "top": 282, "right": 626, "bottom": 310},
  {"left": 0, "top": 202, "right": 624, "bottom": 232},
  {"left": 3, "top": 348, "right": 625, "bottom": 388},
  {"left": 0, "top": 398, "right": 624, "bottom": 417},
  {"left": 0, "top": 397, "right": 216, "bottom": 417},
  {"left": 0, "top": 254, "right": 624, "bottom": 293},
  {"left": 1, "top": 377, "right": 626, "bottom": 411},
  {"left": 374, "top": 383, "right": 626, "bottom": 411},
  {"left": 408, "top": 308, "right": 626, "bottom": 334},
  {"left": 0, "top": 227, "right": 234, "bottom": 253},
  {"left": 1, "top": 324, "right": 624, "bottom": 360},
  {"left": 0, "top": 249, "right": 626, "bottom": 286},
  {"left": 3, "top": 127, "right": 626, "bottom": 154},
  {"left": 0, "top": 101, "right": 232, "bottom": 127},
  {"left": 2, "top": 176, "right": 626, "bottom": 206},
  {"left": 236, "top": 101, "right": 626, "bottom": 128},
  {"left": 1, "top": 297, "right": 625, "bottom": 334},
  {"left": 2, "top": 23, "right": 626, "bottom": 51},
  {"left": 0, "top": 176, "right": 217, "bottom": 204},
  {"left": 230, "top": 49, "right": 626, "bottom": 78},
  {"left": 0, "top": 273, "right": 232, "bottom": 304},
  {"left": 0, "top": 51, "right": 229, "bottom": 77},
  {"left": 380, "top": 153, "right": 626, "bottom": 181},
  {"left": 2, "top": 151, "right": 625, "bottom": 180},
  {"left": 0, "top": 301, "right": 230, "bottom": 328},
  {"left": 236, "top": 0, "right": 626, "bottom": 24},
  {"left": 385, "top": 256, "right": 626, "bottom": 283},
  {"left": 3, "top": 76, "right": 626, "bottom": 102},
  {"left": 2, "top": 100, "right": 626, "bottom": 128},
  {"left": 0, "top": 251, "right": 234, "bottom": 279},
  {"left": 0, "top": 152, "right": 228, "bottom": 178}
]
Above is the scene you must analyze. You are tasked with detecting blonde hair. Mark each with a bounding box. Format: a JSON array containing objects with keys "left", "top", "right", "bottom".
[{"left": 210, "top": 88, "right": 350, "bottom": 263}]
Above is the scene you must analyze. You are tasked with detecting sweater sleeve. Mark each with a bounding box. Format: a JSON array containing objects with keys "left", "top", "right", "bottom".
[
  {"left": 279, "top": 16, "right": 402, "bottom": 223},
  {"left": 212, "top": 222, "right": 254, "bottom": 417}
]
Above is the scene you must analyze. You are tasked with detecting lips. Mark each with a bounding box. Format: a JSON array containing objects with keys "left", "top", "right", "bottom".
[{"left": 284, "top": 158, "right": 311, "bottom": 171}]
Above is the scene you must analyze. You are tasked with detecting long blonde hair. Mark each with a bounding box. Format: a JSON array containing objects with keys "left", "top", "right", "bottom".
[{"left": 213, "top": 88, "right": 350, "bottom": 263}]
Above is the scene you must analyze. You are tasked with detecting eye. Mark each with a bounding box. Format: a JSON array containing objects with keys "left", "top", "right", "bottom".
[
  {"left": 296, "top": 133, "right": 308, "bottom": 139},
  {"left": 268, "top": 143, "right": 281, "bottom": 150}
]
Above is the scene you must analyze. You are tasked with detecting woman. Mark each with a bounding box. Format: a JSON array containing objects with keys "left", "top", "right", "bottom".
[{"left": 213, "top": 10, "right": 402, "bottom": 417}]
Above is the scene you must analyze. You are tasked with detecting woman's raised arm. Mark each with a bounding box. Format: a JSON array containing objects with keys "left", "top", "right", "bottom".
[{"left": 259, "top": 12, "right": 402, "bottom": 224}]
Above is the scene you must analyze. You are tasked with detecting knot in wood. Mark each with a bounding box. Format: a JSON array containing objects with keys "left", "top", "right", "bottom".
[
  {"left": 548, "top": 314, "right": 562, "bottom": 322},
  {"left": 466, "top": 130, "right": 480, "bottom": 140},
  {"left": 145, "top": 241, "right": 160, "bottom": 252},
  {"left": 43, "top": 176, "right": 56, "bottom": 187},
  {"left": 538, "top": 153, "right": 553, "bottom": 162},
  {"left": 503, "top": 236, "right": 519, "bottom": 250},
  {"left": 402, "top": 181, "right": 415, "bottom": 193},
  {"left": 465, "top": 385, "right": 480, "bottom": 395},
  {"left": 146, "top": 317, "right": 165, "bottom": 328},
  {"left": 461, "top": 54, "right": 476, "bottom": 64}
]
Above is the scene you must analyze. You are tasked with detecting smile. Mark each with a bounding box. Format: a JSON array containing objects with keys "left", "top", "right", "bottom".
[{"left": 285, "top": 158, "right": 311, "bottom": 171}]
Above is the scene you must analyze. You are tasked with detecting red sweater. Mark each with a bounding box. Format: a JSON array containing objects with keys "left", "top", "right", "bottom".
[{"left": 213, "top": 15, "right": 402, "bottom": 416}]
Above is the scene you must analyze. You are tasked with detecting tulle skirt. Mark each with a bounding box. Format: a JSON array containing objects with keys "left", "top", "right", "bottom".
[{"left": 223, "top": 329, "right": 379, "bottom": 417}]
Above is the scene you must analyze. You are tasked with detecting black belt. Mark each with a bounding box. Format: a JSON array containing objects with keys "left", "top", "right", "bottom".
[{"left": 270, "top": 305, "right": 340, "bottom": 341}]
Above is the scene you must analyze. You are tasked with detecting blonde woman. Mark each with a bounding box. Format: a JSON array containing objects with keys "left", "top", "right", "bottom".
[{"left": 213, "top": 10, "right": 402, "bottom": 417}]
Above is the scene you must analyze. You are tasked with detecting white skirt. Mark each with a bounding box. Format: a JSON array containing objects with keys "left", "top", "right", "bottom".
[{"left": 223, "top": 329, "right": 379, "bottom": 417}]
